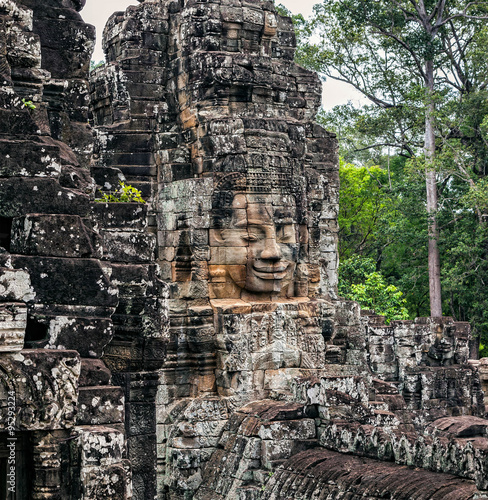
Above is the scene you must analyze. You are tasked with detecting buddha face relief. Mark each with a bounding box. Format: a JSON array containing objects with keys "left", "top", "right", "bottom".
[{"left": 210, "top": 193, "right": 299, "bottom": 299}]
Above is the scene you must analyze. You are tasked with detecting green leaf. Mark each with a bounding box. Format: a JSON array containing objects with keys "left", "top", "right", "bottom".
[{"left": 94, "top": 182, "right": 146, "bottom": 204}]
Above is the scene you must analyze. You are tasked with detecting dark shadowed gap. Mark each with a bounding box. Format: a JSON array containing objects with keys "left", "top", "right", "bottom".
[
  {"left": 24, "top": 316, "right": 49, "bottom": 347},
  {"left": 0, "top": 217, "right": 12, "bottom": 252},
  {"left": 0, "top": 433, "right": 32, "bottom": 500}
]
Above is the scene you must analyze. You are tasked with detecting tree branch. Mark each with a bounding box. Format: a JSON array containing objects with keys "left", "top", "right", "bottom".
[
  {"left": 439, "top": 1, "right": 488, "bottom": 26},
  {"left": 369, "top": 24, "right": 427, "bottom": 81}
]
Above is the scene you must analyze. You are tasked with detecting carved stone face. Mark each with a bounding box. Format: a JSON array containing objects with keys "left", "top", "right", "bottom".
[{"left": 210, "top": 193, "right": 298, "bottom": 299}]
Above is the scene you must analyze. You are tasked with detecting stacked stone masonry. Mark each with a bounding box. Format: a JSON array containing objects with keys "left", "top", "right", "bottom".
[{"left": 1, "top": 0, "right": 488, "bottom": 499}]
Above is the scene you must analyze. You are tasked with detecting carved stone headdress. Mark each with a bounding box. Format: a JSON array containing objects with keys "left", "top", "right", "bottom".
[{"left": 211, "top": 171, "right": 306, "bottom": 228}]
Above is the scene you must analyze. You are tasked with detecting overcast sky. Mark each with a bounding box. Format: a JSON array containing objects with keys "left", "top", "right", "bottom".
[{"left": 82, "top": 0, "right": 364, "bottom": 109}]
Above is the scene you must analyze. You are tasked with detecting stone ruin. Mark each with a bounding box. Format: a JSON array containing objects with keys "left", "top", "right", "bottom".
[{"left": 1, "top": 0, "right": 488, "bottom": 499}]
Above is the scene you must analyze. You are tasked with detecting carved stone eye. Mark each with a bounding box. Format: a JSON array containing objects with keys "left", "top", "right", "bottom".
[
  {"left": 277, "top": 224, "right": 296, "bottom": 243},
  {"left": 243, "top": 233, "right": 259, "bottom": 242},
  {"left": 244, "top": 228, "right": 264, "bottom": 242}
]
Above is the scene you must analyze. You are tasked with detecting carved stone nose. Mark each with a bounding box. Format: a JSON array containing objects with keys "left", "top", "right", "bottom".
[{"left": 261, "top": 238, "right": 282, "bottom": 260}]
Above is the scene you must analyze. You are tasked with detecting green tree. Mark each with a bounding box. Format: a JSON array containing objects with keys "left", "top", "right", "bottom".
[
  {"left": 338, "top": 255, "right": 409, "bottom": 322},
  {"left": 338, "top": 154, "right": 432, "bottom": 319},
  {"left": 299, "top": 0, "right": 488, "bottom": 316},
  {"left": 90, "top": 60, "right": 104, "bottom": 72},
  {"left": 438, "top": 175, "right": 488, "bottom": 354},
  {"left": 338, "top": 160, "right": 395, "bottom": 263}
]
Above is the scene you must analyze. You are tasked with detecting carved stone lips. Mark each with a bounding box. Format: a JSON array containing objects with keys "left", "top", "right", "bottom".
[{"left": 252, "top": 264, "right": 288, "bottom": 279}]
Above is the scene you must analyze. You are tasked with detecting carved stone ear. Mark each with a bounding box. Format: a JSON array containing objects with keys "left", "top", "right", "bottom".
[{"left": 209, "top": 228, "right": 226, "bottom": 245}]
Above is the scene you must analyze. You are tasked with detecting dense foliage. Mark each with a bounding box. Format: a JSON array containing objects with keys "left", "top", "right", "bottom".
[
  {"left": 337, "top": 146, "right": 488, "bottom": 345},
  {"left": 338, "top": 255, "right": 409, "bottom": 322},
  {"left": 90, "top": 60, "right": 104, "bottom": 72},
  {"left": 338, "top": 161, "right": 395, "bottom": 262}
]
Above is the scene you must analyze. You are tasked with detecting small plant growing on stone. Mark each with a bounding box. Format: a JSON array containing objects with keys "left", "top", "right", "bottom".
[
  {"left": 260, "top": 471, "right": 274, "bottom": 492},
  {"left": 95, "top": 181, "right": 146, "bottom": 203},
  {"left": 21, "top": 98, "right": 36, "bottom": 110},
  {"left": 90, "top": 60, "right": 104, "bottom": 72}
]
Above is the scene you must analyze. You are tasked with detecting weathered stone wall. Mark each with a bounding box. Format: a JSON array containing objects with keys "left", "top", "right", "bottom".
[
  {"left": 16, "top": 0, "right": 95, "bottom": 167},
  {"left": 196, "top": 400, "right": 488, "bottom": 499},
  {"left": 264, "top": 449, "right": 488, "bottom": 500},
  {"left": 0, "top": 1, "right": 133, "bottom": 498},
  {"left": 89, "top": 1, "right": 342, "bottom": 497}
]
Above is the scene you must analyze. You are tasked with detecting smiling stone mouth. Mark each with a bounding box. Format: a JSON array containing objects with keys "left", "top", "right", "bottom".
[
  {"left": 252, "top": 264, "right": 288, "bottom": 279},
  {"left": 253, "top": 264, "right": 287, "bottom": 273}
]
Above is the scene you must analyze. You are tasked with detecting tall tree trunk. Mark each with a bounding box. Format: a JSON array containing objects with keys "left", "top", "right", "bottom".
[{"left": 424, "top": 59, "right": 443, "bottom": 317}]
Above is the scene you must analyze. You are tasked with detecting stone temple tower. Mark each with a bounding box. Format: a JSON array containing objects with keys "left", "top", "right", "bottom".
[{"left": 91, "top": 0, "right": 342, "bottom": 496}]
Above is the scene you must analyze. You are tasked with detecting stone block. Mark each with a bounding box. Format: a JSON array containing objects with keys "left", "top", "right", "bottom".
[
  {"left": 100, "top": 230, "right": 156, "bottom": 262},
  {"left": 77, "top": 386, "right": 125, "bottom": 425},
  {"left": 74, "top": 425, "right": 126, "bottom": 466},
  {"left": 0, "top": 349, "right": 80, "bottom": 431},
  {"left": 10, "top": 256, "right": 118, "bottom": 308},
  {"left": 261, "top": 439, "right": 294, "bottom": 467},
  {"left": 0, "top": 302, "right": 26, "bottom": 352},
  {"left": 128, "top": 434, "right": 157, "bottom": 473},
  {"left": 110, "top": 262, "right": 166, "bottom": 292},
  {"left": 91, "top": 202, "right": 148, "bottom": 229},
  {"left": 0, "top": 267, "right": 34, "bottom": 303},
  {"left": 0, "top": 178, "right": 90, "bottom": 218},
  {"left": 172, "top": 447, "right": 213, "bottom": 470},
  {"left": 81, "top": 460, "right": 132, "bottom": 500},
  {"left": 11, "top": 214, "right": 100, "bottom": 258},
  {"left": 33, "top": 17, "right": 95, "bottom": 78},
  {"left": 427, "top": 415, "right": 488, "bottom": 438},
  {"left": 128, "top": 402, "right": 156, "bottom": 436},
  {"left": 211, "top": 299, "right": 252, "bottom": 315},
  {"left": 258, "top": 419, "right": 316, "bottom": 440},
  {"left": 91, "top": 166, "right": 125, "bottom": 191},
  {"left": 46, "top": 316, "right": 113, "bottom": 357},
  {"left": 182, "top": 397, "right": 229, "bottom": 423},
  {"left": 79, "top": 358, "right": 112, "bottom": 387},
  {"left": 0, "top": 139, "right": 63, "bottom": 178}
]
